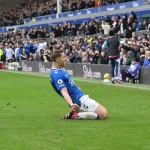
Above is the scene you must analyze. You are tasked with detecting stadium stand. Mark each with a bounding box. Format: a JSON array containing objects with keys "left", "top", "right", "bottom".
[
  {"left": 0, "top": 0, "right": 140, "bottom": 27},
  {"left": 0, "top": 0, "right": 150, "bottom": 74}
]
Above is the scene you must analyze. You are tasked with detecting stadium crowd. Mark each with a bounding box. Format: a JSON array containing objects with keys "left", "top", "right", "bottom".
[
  {"left": 0, "top": 27, "right": 150, "bottom": 67},
  {"left": 0, "top": 0, "right": 136, "bottom": 27},
  {"left": 0, "top": 0, "right": 150, "bottom": 68},
  {"left": 49, "top": 11, "right": 150, "bottom": 37},
  {"left": 1, "top": 11, "right": 149, "bottom": 40}
]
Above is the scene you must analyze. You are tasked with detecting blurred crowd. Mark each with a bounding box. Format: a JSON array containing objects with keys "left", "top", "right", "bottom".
[
  {"left": 0, "top": 30, "right": 150, "bottom": 67},
  {"left": 0, "top": 0, "right": 135, "bottom": 27},
  {"left": 50, "top": 11, "right": 150, "bottom": 37},
  {"left": 0, "top": 0, "right": 57, "bottom": 27},
  {"left": 0, "top": 2, "right": 150, "bottom": 68},
  {"left": 1, "top": 11, "right": 149, "bottom": 41}
]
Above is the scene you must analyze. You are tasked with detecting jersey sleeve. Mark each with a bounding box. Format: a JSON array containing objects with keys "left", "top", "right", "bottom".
[{"left": 53, "top": 72, "right": 66, "bottom": 91}]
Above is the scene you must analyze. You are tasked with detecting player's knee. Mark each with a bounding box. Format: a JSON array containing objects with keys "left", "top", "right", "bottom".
[
  {"left": 100, "top": 110, "right": 108, "bottom": 120},
  {"left": 95, "top": 105, "right": 108, "bottom": 120}
]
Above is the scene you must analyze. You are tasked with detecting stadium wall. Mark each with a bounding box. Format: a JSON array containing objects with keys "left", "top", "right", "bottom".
[
  {"left": 0, "top": 0, "right": 30, "bottom": 14},
  {"left": 19, "top": 61, "right": 150, "bottom": 85}
]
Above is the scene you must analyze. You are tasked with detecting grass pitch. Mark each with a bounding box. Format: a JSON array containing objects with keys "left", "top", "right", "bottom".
[{"left": 0, "top": 70, "right": 150, "bottom": 150}]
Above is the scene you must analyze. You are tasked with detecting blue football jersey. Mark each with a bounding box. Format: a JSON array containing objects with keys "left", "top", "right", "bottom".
[{"left": 50, "top": 68, "right": 84, "bottom": 106}]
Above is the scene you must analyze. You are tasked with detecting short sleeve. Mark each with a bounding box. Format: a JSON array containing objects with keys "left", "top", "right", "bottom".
[{"left": 53, "top": 73, "right": 66, "bottom": 91}]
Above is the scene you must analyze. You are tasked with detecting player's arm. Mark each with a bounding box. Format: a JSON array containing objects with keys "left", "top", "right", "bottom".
[{"left": 60, "top": 88, "right": 79, "bottom": 111}]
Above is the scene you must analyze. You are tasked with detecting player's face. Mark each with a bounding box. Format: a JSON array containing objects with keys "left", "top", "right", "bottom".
[{"left": 59, "top": 53, "right": 67, "bottom": 68}]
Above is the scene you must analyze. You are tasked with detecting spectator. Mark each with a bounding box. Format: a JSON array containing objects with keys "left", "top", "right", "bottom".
[
  {"left": 121, "top": 58, "right": 140, "bottom": 83},
  {"left": 143, "top": 51, "right": 150, "bottom": 67},
  {"left": 102, "top": 20, "right": 111, "bottom": 35},
  {"left": 68, "top": 49, "right": 78, "bottom": 63},
  {"left": 117, "top": 18, "right": 127, "bottom": 34},
  {"left": 120, "top": 51, "right": 127, "bottom": 66},
  {"left": 137, "top": 46, "right": 145, "bottom": 66},
  {"left": 5, "top": 43, "right": 14, "bottom": 62},
  {"left": 0, "top": 44, "right": 3, "bottom": 61},
  {"left": 148, "top": 23, "right": 150, "bottom": 31},
  {"left": 125, "top": 50, "right": 134, "bottom": 66},
  {"left": 14, "top": 43, "right": 21, "bottom": 62},
  {"left": 98, "top": 51, "right": 108, "bottom": 64},
  {"left": 138, "top": 21, "right": 146, "bottom": 31},
  {"left": 24, "top": 40, "right": 30, "bottom": 55},
  {"left": 125, "top": 26, "right": 134, "bottom": 39},
  {"left": 82, "top": 51, "right": 89, "bottom": 63},
  {"left": 89, "top": 55, "right": 95, "bottom": 64}
]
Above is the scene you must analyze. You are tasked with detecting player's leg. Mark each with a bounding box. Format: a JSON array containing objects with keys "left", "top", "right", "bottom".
[
  {"left": 94, "top": 104, "right": 107, "bottom": 120},
  {"left": 61, "top": 110, "right": 99, "bottom": 120},
  {"left": 73, "top": 103, "right": 107, "bottom": 120},
  {"left": 76, "top": 95, "right": 107, "bottom": 120},
  {"left": 114, "top": 57, "right": 120, "bottom": 78},
  {"left": 110, "top": 58, "right": 115, "bottom": 83},
  {"left": 61, "top": 95, "right": 107, "bottom": 120},
  {"left": 74, "top": 112, "right": 100, "bottom": 120},
  {"left": 114, "top": 57, "right": 122, "bottom": 84}
]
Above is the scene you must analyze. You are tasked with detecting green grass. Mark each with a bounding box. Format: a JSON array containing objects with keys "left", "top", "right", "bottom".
[{"left": 0, "top": 70, "right": 150, "bottom": 150}]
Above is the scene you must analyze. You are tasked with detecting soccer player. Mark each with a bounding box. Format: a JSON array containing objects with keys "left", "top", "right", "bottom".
[
  {"left": 50, "top": 50, "right": 107, "bottom": 120},
  {"left": 102, "top": 30, "right": 122, "bottom": 84}
]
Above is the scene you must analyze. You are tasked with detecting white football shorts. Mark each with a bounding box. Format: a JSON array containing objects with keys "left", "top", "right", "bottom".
[{"left": 79, "top": 95, "right": 99, "bottom": 112}]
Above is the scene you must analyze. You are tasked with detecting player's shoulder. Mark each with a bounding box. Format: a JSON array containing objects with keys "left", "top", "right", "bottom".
[{"left": 50, "top": 68, "right": 65, "bottom": 77}]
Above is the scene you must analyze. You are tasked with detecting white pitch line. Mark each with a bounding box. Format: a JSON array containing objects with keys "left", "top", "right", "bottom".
[{"left": 1, "top": 70, "right": 150, "bottom": 91}]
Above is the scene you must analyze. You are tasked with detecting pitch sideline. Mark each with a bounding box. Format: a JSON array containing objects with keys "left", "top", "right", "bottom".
[{"left": 1, "top": 69, "right": 150, "bottom": 91}]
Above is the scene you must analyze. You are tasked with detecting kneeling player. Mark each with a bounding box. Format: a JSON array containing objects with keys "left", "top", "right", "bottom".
[{"left": 50, "top": 50, "right": 107, "bottom": 120}]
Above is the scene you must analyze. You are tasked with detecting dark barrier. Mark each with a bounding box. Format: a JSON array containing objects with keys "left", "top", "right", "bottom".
[
  {"left": 19, "top": 61, "right": 150, "bottom": 85},
  {"left": 65, "top": 63, "right": 74, "bottom": 76},
  {"left": 74, "top": 64, "right": 102, "bottom": 79},
  {"left": 140, "top": 67, "right": 150, "bottom": 84},
  {"left": 20, "top": 61, "right": 52, "bottom": 74}
]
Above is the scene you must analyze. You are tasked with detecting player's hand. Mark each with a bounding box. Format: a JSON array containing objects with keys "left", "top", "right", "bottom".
[{"left": 70, "top": 104, "right": 79, "bottom": 111}]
